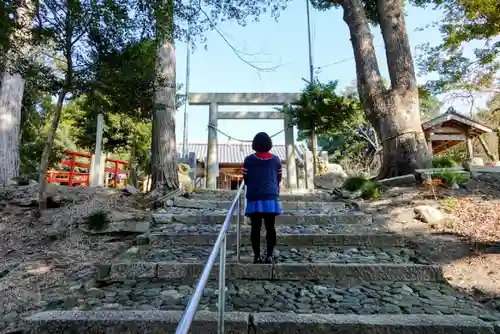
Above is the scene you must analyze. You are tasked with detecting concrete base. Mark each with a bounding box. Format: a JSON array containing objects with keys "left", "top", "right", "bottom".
[
  {"left": 139, "top": 233, "right": 404, "bottom": 247},
  {"left": 96, "top": 262, "right": 443, "bottom": 283},
  {"left": 25, "top": 311, "right": 495, "bottom": 334},
  {"left": 152, "top": 213, "right": 373, "bottom": 225}
]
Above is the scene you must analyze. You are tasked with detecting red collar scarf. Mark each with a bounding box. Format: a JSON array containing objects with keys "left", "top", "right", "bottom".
[{"left": 255, "top": 152, "right": 272, "bottom": 159}]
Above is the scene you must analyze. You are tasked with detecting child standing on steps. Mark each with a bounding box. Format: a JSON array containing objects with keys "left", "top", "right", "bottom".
[{"left": 242, "top": 132, "right": 282, "bottom": 264}]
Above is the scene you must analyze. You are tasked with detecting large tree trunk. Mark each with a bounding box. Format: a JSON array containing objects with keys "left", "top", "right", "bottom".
[
  {"left": 150, "top": 0, "right": 179, "bottom": 191},
  {"left": 340, "top": 0, "right": 431, "bottom": 178},
  {"left": 0, "top": 1, "right": 35, "bottom": 186},
  {"left": 0, "top": 70, "right": 24, "bottom": 185},
  {"left": 376, "top": 0, "right": 431, "bottom": 177}
]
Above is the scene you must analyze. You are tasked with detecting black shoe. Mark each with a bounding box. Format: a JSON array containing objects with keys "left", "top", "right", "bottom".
[
  {"left": 253, "top": 257, "right": 263, "bottom": 264},
  {"left": 264, "top": 256, "right": 275, "bottom": 264}
]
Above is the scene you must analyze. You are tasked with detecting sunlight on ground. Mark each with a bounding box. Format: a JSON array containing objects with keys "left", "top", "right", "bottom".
[{"left": 24, "top": 263, "right": 53, "bottom": 275}]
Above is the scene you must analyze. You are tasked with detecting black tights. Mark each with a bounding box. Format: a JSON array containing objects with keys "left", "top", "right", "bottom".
[{"left": 249, "top": 213, "right": 277, "bottom": 258}]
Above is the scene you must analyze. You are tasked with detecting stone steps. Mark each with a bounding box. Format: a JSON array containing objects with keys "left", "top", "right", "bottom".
[
  {"left": 139, "top": 232, "right": 404, "bottom": 248},
  {"left": 152, "top": 212, "right": 372, "bottom": 225},
  {"left": 25, "top": 311, "right": 497, "bottom": 333},
  {"left": 114, "top": 245, "right": 425, "bottom": 265},
  {"left": 24, "top": 192, "right": 500, "bottom": 333},
  {"left": 188, "top": 189, "right": 339, "bottom": 202},
  {"left": 171, "top": 196, "right": 347, "bottom": 210},
  {"left": 150, "top": 221, "right": 387, "bottom": 236},
  {"left": 96, "top": 262, "right": 443, "bottom": 282}
]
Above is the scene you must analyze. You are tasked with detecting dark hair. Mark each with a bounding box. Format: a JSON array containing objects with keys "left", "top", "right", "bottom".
[{"left": 252, "top": 132, "right": 272, "bottom": 152}]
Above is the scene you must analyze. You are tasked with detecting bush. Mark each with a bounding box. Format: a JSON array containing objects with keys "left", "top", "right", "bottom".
[
  {"left": 85, "top": 210, "right": 110, "bottom": 231},
  {"left": 432, "top": 156, "right": 458, "bottom": 168},
  {"left": 360, "top": 181, "right": 384, "bottom": 200},
  {"left": 343, "top": 176, "right": 384, "bottom": 200},
  {"left": 432, "top": 171, "right": 469, "bottom": 186},
  {"left": 19, "top": 139, "right": 65, "bottom": 175},
  {"left": 343, "top": 176, "right": 369, "bottom": 192}
]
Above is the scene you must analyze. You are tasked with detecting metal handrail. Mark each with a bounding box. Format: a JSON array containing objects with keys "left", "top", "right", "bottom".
[{"left": 176, "top": 182, "right": 245, "bottom": 334}]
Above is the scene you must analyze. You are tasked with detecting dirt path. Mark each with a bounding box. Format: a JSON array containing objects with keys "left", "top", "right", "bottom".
[
  {"left": 0, "top": 185, "right": 146, "bottom": 333},
  {"left": 364, "top": 181, "right": 500, "bottom": 313}
]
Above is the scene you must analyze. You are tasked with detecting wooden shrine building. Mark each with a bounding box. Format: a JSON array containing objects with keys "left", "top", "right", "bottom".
[{"left": 422, "top": 108, "right": 493, "bottom": 158}]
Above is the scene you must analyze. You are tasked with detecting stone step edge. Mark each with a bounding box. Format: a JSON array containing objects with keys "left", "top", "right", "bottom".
[
  {"left": 153, "top": 212, "right": 371, "bottom": 224},
  {"left": 96, "top": 262, "right": 444, "bottom": 282},
  {"left": 171, "top": 198, "right": 347, "bottom": 210},
  {"left": 25, "top": 311, "right": 496, "bottom": 334},
  {"left": 139, "top": 233, "right": 404, "bottom": 247}
]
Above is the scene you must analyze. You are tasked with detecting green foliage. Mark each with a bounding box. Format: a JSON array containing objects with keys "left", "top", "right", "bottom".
[
  {"left": 299, "top": 82, "right": 441, "bottom": 163},
  {"left": 343, "top": 176, "right": 369, "bottom": 192},
  {"left": 360, "top": 181, "right": 384, "bottom": 200},
  {"left": 19, "top": 91, "right": 76, "bottom": 175},
  {"left": 414, "top": 0, "right": 500, "bottom": 94},
  {"left": 343, "top": 176, "right": 384, "bottom": 200},
  {"left": 289, "top": 81, "right": 371, "bottom": 163},
  {"left": 0, "top": 1, "right": 16, "bottom": 66},
  {"left": 431, "top": 156, "right": 458, "bottom": 168},
  {"left": 134, "top": 0, "right": 293, "bottom": 45},
  {"left": 19, "top": 140, "right": 65, "bottom": 175},
  {"left": 85, "top": 210, "right": 110, "bottom": 231},
  {"left": 476, "top": 92, "right": 500, "bottom": 128},
  {"left": 432, "top": 171, "right": 470, "bottom": 186},
  {"left": 286, "top": 80, "right": 363, "bottom": 137},
  {"left": 418, "top": 86, "right": 443, "bottom": 120}
]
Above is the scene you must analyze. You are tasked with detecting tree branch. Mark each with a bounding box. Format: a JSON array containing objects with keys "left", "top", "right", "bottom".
[{"left": 197, "top": 6, "right": 282, "bottom": 73}]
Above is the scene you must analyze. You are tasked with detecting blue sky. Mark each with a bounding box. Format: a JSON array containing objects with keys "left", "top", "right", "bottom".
[{"left": 174, "top": 2, "right": 472, "bottom": 145}]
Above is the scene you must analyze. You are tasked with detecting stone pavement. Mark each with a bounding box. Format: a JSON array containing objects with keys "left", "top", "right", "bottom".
[{"left": 25, "top": 189, "right": 500, "bottom": 333}]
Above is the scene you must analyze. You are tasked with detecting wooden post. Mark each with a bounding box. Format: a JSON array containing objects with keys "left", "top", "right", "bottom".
[
  {"left": 113, "top": 161, "right": 119, "bottom": 188},
  {"left": 90, "top": 113, "right": 104, "bottom": 186},
  {"left": 466, "top": 128, "right": 474, "bottom": 160},
  {"left": 427, "top": 132, "right": 434, "bottom": 156},
  {"left": 68, "top": 153, "right": 76, "bottom": 187}
]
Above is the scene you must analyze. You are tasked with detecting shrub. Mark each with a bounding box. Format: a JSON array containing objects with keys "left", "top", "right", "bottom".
[
  {"left": 432, "top": 171, "right": 469, "bottom": 186},
  {"left": 343, "top": 176, "right": 369, "bottom": 192},
  {"left": 19, "top": 140, "right": 65, "bottom": 175},
  {"left": 343, "top": 176, "right": 384, "bottom": 200},
  {"left": 360, "top": 181, "right": 384, "bottom": 200},
  {"left": 432, "top": 156, "right": 458, "bottom": 168},
  {"left": 85, "top": 210, "right": 110, "bottom": 231}
]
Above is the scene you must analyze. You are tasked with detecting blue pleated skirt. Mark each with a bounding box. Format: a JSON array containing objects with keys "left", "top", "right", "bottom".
[{"left": 245, "top": 200, "right": 282, "bottom": 217}]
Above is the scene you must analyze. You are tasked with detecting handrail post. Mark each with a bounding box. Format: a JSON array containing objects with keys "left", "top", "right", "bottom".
[
  {"left": 217, "top": 235, "right": 227, "bottom": 333},
  {"left": 175, "top": 182, "right": 244, "bottom": 334},
  {"left": 236, "top": 195, "right": 241, "bottom": 263}
]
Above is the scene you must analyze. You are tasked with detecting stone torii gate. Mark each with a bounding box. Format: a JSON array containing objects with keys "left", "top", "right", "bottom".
[{"left": 188, "top": 93, "right": 305, "bottom": 190}]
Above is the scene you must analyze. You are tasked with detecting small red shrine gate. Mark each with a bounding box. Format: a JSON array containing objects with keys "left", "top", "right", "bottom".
[{"left": 46, "top": 151, "right": 128, "bottom": 188}]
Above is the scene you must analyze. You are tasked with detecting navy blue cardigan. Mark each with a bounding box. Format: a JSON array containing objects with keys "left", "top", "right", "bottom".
[{"left": 242, "top": 153, "right": 282, "bottom": 201}]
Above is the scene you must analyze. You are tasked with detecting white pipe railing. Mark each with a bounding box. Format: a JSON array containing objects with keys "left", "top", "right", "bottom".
[{"left": 175, "top": 181, "right": 245, "bottom": 334}]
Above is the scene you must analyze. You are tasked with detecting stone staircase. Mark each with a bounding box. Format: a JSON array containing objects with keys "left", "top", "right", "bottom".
[{"left": 26, "top": 189, "right": 500, "bottom": 333}]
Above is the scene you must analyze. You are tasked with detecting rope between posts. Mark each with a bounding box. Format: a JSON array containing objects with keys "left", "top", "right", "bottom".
[{"left": 207, "top": 124, "right": 293, "bottom": 143}]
